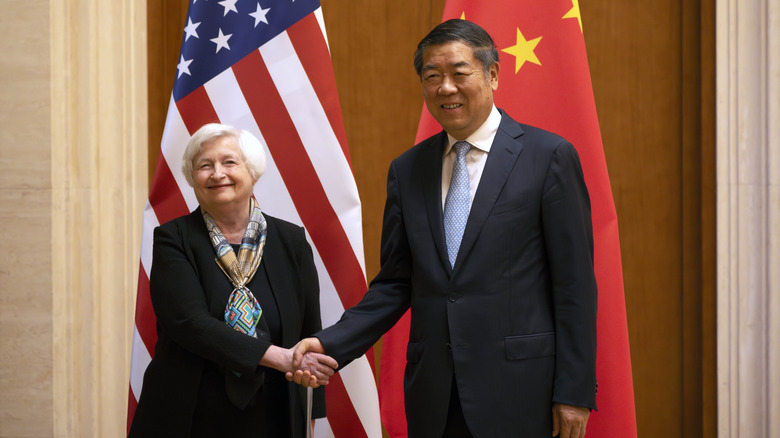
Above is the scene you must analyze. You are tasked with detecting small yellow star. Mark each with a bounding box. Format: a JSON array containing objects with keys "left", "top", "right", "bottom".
[
  {"left": 563, "top": 0, "right": 583, "bottom": 33},
  {"left": 501, "top": 28, "right": 542, "bottom": 73}
]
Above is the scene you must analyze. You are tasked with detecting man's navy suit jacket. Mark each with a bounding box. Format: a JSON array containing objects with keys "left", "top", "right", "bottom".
[{"left": 318, "top": 111, "right": 598, "bottom": 437}]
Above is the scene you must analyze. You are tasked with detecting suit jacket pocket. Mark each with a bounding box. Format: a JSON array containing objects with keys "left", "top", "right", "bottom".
[
  {"left": 406, "top": 342, "right": 422, "bottom": 363},
  {"left": 505, "top": 332, "right": 555, "bottom": 360},
  {"left": 489, "top": 197, "right": 533, "bottom": 216}
]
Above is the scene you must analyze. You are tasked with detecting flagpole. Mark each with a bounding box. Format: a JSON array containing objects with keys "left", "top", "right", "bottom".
[{"left": 306, "top": 387, "right": 313, "bottom": 438}]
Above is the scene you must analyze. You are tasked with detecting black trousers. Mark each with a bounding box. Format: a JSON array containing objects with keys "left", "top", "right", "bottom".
[{"left": 442, "top": 377, "right": 474, "bottom": 438}]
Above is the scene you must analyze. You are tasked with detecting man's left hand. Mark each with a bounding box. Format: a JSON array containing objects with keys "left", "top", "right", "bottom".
[{"left": 552, "top": 403, "right": 590, "bottom": 438}]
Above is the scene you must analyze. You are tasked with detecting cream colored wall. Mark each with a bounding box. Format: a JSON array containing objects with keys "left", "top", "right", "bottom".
[
  {"left": 717, "top": 0, "right": 780, "bottom": 436},
  {"left": 0, "top": 0, "right": 53, "bottom": 435},
  {"left": 0, "top": 1, "right": 147, "bottom": 437}
]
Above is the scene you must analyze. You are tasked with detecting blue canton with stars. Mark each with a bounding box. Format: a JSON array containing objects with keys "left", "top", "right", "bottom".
[{"left": 173, "top": 0, "right": 320, "bottom": 102}]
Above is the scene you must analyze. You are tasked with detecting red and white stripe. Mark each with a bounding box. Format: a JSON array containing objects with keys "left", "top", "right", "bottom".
[{"left": 128, "top": 9, "right": 381, "bottom": 438}]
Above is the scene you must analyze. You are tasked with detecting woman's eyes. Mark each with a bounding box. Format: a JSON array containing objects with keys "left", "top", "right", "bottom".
[{"left": 199, "top": 160, "right": 236, "bottom": 168}]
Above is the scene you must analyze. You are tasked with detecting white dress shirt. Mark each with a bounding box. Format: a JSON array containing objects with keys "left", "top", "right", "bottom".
[{"left": 441, "top": 106, "right": 502, "bottom": 211}]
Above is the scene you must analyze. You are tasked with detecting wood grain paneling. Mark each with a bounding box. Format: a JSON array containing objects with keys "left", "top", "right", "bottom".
[
  {"left": 583, "top": 0, "right": 715, "bottom": 436},
  {"left": 699, "top": 1, "right": 717, "bottom": 435},
  {"left": 320, "top": 0, "right": 446, "bottom": 281},
  {"left": 147, "top": 1, "right": 189, "bottom": 187},
  {"left": 585, "top": 2, "right": 685, "bottom": 434},
  {"left": 147, "top": 1, "right": 715, "bottom": 436}
]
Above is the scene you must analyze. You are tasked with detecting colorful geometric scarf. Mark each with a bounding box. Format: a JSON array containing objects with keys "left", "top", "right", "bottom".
[{"left": 202, "top": 196, "right": 267, "bottom": 338}]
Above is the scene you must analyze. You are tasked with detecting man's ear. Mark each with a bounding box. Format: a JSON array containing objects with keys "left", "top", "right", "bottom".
[{"left": 489, "top": 62, "right": 500, "bottom": 91}]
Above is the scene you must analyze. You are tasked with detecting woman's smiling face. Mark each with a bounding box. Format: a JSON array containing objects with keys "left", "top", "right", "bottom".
[{"left": 191, "top": 134, "right": 256, "bottom": 212}]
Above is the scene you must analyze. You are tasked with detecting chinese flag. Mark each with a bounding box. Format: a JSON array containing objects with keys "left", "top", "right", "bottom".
[{"left": 378, "top": 1, "right": 637, "bottom": 437}]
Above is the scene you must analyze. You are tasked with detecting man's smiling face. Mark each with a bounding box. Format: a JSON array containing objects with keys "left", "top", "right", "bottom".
[{"left": 420, "top": 40, "right": 499, "bottom": 140}]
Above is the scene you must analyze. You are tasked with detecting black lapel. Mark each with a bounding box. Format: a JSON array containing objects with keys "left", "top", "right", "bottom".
[
  {"left": 259, "top": 216, "right": 297, "bottom": 346},
  {"left": 420, "top": 132, "right": 451, "bottom": 272},
  {"left": 185, "top": 209, "right": 229, "bottom": 316}
]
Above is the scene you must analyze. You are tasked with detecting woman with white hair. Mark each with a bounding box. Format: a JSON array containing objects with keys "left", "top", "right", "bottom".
[{"left": 129, "top": 123, "right": 336, "bottom": 437}]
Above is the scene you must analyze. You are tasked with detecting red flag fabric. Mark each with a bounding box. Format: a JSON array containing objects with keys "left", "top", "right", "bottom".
[
  {"left": 378, "top": 1, "right": 637, "bottom": 437},
  {"left": 127, "top": 1, "right": 381, "bottom": 437}
]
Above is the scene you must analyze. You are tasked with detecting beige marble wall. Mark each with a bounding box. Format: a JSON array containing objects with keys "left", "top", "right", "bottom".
[
  {"left": 0, "top": 1, "right": 147, "bottom": 437},
  {"left": 0, "top": 0, "right": 53, "bottom": 436},
  {"left": 717, "top": 0, "right": 780, "bottom": 436}
]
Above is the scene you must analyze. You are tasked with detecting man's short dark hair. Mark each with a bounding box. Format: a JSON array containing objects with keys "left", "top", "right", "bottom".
[{"left": 413, "top": 19, "right": 499, "bottom": 77}]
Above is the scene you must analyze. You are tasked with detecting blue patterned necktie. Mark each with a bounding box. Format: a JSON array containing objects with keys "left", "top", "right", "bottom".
[{"left": 443, "top": 141, "right": 471, "bottom": 267}]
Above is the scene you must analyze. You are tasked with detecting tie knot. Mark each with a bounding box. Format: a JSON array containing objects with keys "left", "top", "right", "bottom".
[{"left": 454, "top": 141, "right": 470, "bottom": 157}]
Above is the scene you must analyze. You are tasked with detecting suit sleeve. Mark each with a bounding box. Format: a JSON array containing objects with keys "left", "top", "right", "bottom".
[
  {"left": 150, "top": 224, "right": 268, "bottom": 377},
  {"left": 541, "top": 141, "right": 598, "bottom": 410},
  {"left": 316, "top": 161, "right": 413, "bottom": 366}
]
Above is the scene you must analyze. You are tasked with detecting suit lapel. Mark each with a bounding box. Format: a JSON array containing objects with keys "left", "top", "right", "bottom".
[
  {"left": 185, "top": 210, "right": 230, "bottom": 315},
  {"left": 453, "top": 113, "right": 525, "bottom": 271},
  {"left": 260, "top": 217, "right": 296, "bottom": 345},
  {"left": 420, "top": 132, "right": 451, "bottom": 272}
]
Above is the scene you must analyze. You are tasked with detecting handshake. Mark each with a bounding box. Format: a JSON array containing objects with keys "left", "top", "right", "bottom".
[{"left": 283, "top": 337, "right": 338, "bottom": 388}]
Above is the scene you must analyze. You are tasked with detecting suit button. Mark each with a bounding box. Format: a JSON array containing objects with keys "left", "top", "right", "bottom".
[
  {"left": 446, "top": 342, "right": 452, "bottom": 350},
  {"left": 448, "top": 294, "right": 457, "bottom": 303}
]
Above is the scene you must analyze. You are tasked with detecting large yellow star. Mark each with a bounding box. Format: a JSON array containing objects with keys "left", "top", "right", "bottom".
[
  {"left": 501, "top": 28, "right": 542, "bottom": 74},
  {"left": 563, "top": 0, "right": 583, "bottom": 33}
]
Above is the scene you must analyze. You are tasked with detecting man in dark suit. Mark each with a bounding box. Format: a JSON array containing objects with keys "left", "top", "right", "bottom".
[{"left": 290, "top": 19, "right": 597, "bottom": 438}]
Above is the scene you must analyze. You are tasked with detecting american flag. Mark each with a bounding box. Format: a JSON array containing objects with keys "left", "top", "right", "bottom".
[{"left": 127, "top": 1, "right": 382, "bottom": 436}]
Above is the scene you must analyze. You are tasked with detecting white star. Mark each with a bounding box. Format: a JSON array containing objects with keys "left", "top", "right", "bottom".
[
  {"left": 249, "top": 3, "right": 271, "bottom": 27},
  {"left": 210, "top": 28, "right": 232, "bottom": 53},
  {"left": 177, "top": 56, "right": 193, "bottom": 78},
  {"left": 183, "top": 17, "right": 201, "bottom": 41},
  {"left": 218, "top": 0, "right": 238, "bottom": 16}
]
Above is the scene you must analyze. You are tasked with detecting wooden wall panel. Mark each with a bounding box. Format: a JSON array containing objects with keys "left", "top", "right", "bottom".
[
  {"left": 583, "top": 0, "right": 715, "bottom": 436},
  {"left": 147, "top": 1, "right": 188, "bottom": 187},
  {"left": 320, "top": 0, "right": 446, "bottom": 281},
  {"left": 699, "top": 1, "right": 717, "bottom": 435},
  {"left": 584, "top": 2, "right": 684, "bottom": 434}
]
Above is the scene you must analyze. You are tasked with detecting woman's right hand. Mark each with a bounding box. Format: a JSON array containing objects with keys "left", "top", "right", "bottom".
[
  {"left": 259, "top": 343, "right": 338, "bottom": 388},
  {"left": 296, "top": 350, "right": 338, "bottom": 386},
  {"left": 285, "top": 338, "right": 338, "bottom": 388}
]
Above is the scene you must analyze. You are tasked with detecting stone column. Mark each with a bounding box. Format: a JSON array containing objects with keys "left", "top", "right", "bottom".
[
  {"left": 716, "top": 0, "right": 780, "bottom": 436},
  {"left": 50, "top": 1, "right": 147, "bottom": 436}
]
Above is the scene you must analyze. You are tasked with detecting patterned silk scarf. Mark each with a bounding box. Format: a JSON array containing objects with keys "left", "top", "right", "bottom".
[{"left": 202, "top": 196, "right": 267, "bottom": 338}]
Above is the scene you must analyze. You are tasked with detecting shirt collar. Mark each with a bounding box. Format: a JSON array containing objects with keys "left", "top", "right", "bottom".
[{"left": 444, "top": 105, "right": 501, "bottom": 156}]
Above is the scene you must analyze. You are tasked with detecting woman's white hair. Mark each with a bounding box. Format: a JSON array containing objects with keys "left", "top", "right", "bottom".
[{"left": 181, "top": 123, "right": 267, "bottom": 187}]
